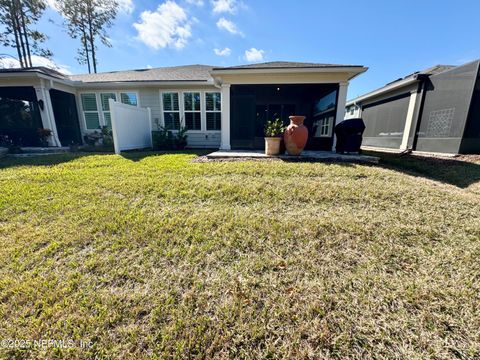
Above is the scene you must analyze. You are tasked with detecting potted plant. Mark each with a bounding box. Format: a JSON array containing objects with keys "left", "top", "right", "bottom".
[
  {"left": 37, "top": 128, "right": 52, "bottom": 147},
  {"left": 264, "top": 118, "right": 284, "bottom": 155}
]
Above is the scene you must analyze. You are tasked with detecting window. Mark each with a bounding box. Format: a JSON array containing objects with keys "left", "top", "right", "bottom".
[
  {"left": 120, "top": 92, "right": 138, "bottom": 106},
  {"left": 100, "top": 93, "right": 117, "bottom": 127},
  {"left": 162, "top": 92, "right": 180, "bottom": 130},
  {"left": 205, "top": 92, "right": 221, "bottom": 130},
  {"left": 81, "top": 93, "right": 100, "bottom": 129},
  {"left": 318, "top": 116, "right": 333, "bottom": 137},
  {"left": 183, "top": 92, "right": 201, "bottom": 130}
]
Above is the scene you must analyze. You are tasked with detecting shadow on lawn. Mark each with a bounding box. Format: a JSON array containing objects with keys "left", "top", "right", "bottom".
[
  {"left": 370, "top": 151, "right": 480, "bottom": 189},
  {"left": 120, "top": 149, "right": 211, "bottom": 162},
  {"left": 0, "top": 152, "right": 90, "bottom": 169},
  {"left": 0, "top": 150, "right": 212, "bottom": 169}
]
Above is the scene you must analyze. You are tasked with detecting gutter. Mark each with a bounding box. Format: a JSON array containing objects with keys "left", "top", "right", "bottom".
[
  {"left": 70, "top": 79, "right": 215, "bottom": 89},
  {"left": 210, "top": 66, "right": 368, "bottom": 76},
  {"left": 347, "top": 76, "right": 420, "bottom": 106}
]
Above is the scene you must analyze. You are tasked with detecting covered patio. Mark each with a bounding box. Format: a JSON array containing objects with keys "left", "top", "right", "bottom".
[
  {"left": 0, "top": 67, "right": 81, "bottom": 147},
  {"left": 210, "top": 62, "right": 368, "bottom": 152},
  {"left": 229, "top": 83, "right": 338, "bottom": 150}
]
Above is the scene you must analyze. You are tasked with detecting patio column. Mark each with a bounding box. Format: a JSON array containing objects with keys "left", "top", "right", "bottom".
[
  {"left": 400, "top": 90, "right": 419, "bottom": 150},
  {"left": 332, "top": 82, "right": 348, "bottom": 151},
  {"left": 34, "top": 81, "right": 61, "bottom": 147},
  {"left": 220, "top": 83, "right": 231, "bottom": 150}
]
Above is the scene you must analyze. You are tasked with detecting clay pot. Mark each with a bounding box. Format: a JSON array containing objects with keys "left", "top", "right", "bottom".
[
  {"left": 264, "top": 137, "right": 281, "bottom": 155},
  {"left": 284, "top": 116, "right": 308, "bottom": 155}
]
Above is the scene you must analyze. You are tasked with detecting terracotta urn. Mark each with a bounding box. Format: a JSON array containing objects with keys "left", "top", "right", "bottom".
[{"left": 284, "top": 116, "right": 308, "bottom": 155}]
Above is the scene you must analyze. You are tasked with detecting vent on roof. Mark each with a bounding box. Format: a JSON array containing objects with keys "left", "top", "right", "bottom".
[
  {"left": 385, "top": 78, "right": 404, "bottom": 86},
  {"left": 134, "top": 69, "right": 149, "bottom": 72}
]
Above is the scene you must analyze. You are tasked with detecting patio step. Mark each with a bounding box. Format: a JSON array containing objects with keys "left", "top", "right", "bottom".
[
  {"left": 206, "top": 150, "right": 379, "bottom": 164},
  {"left": 6, "top": 147, "right": 71, "bottom": 157},
  {"left": 20, "top": 147, "right": 70, "bottom": 154}
]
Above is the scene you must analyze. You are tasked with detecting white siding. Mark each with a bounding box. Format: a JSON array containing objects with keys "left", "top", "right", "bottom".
[
  {"left": 139, "top": 88, "right": 162, "bottom": 129},
  {"left": 139, "top": 87, "right": 221, "bottom": 148},
  {"left": 186, "top": 132, "right": 221, "bottom": 148}
]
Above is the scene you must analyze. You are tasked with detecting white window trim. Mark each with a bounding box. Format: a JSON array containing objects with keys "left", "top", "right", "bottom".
[
  {"left": 118, "top": 91, "right": 140, "bottom": 107},
  {"left": 100, "top": 92, "right": 117, "bottom": 127},
  {"left": 182, "top": 91, "right": 203, "bottom": 132},
  {"left": 79, "top": 90, "right": 139, "bottom": 131},
  {"left": 317, "top": 116, "right": 334, "bottom": 138},
  {"left": 159, "top": 90, "right": 222, "bottom": 133},
  {"left": 205, "top": 91, "right": 222, "bottom": 131},
  {"left": 160, "top": 91, "right": 181, "bottom": 131},
  {"left": 79, "top": 92, "right": 102, "bottom": 130}
]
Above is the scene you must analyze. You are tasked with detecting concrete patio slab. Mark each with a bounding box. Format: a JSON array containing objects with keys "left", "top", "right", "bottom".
[
  {"left": 6, "top": 147, "right": 71, "bottom": 158},
  {"left": 206, "top": 150, "right": 379, "bottom": 164}
]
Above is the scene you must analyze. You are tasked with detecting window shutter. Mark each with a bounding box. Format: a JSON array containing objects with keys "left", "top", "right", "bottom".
[{"left": 81, "top": 94, "right": 98, "bottom": 111}]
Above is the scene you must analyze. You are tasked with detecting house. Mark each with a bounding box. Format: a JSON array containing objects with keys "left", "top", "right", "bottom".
[
  {"left": 346, "top": 60, "right": 480, "bottom": 154},
  {"left": 0, "top": 61, "right": 367, "bottom": 151}
]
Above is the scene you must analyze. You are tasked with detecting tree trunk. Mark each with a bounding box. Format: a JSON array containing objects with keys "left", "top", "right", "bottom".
[
  {"left": 13, "top": 1, "right": 28, "bottom": 67},
  {"left": 19, "top": 4, "right": 32, "bottom": 67},
  {"left": 81, "top": 27, "right": 91, "bottom": 74},
  {"left": 9, "top": 1, "right": 24, "bottom": 67},
  {"left": 86, "top": 3, "right": 97, "bottom": 73}
]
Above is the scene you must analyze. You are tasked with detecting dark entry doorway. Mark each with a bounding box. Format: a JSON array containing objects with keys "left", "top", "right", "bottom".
[
  {"left": 50, "top": 89, "right": 82, "bottom": 146},
  {"left": 230, "top": 84, "right": 338, "bottom": 150}
]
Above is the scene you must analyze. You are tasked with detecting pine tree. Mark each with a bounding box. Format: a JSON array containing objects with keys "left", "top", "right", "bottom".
[
  {"left": 0, "top": 0, "right": 52, "bottom": 68},
  {"left": 57, "top": 0, "right": 117, "bottom": 73}
]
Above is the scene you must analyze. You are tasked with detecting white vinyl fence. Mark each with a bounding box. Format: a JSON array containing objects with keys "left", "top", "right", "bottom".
[{"left": 109, "top": 99, "right": 152, "bottom": 154}]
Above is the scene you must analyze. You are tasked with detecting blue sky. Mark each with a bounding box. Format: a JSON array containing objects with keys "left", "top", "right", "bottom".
[{"left": 2, "top": 0, "right": 480, "bottom": 99}]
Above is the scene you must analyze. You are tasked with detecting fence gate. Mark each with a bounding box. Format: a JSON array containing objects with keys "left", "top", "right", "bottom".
[{"left": 109, "top": 99, "right": 152, "bottom": 154}]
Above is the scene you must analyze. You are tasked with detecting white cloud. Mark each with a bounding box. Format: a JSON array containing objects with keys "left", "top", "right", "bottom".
[
  {"left": 45, "top": 0, "right": 59, "bottom": 10},
  {"left": 117, "top": 0, "right": 134, "bottom": 14},
  {"left": 214, "top": 47, "right": 231, "bottom": 56},
  {"left": 133, "top": 1, "right": 192, "bottom": 50},
  {"left": 186, "top": 0, "right": 204, "bottom": 6},
  {"left": 216, "top": 17, "right": 242, "bottom": 36},
  {"left": 244, "top": 48, "right": 264, "bottom": 62},
  {"left": 0, "top": 55, "right": 72, "bottom": 74},
  {"left": 211, "top": 0, "right": 237, "bottom": 14},
  {"left": 46, "top": 0, "right": 134, "bottom": 14}
]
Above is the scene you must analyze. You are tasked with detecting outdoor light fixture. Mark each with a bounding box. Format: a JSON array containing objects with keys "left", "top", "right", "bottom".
[
  {"left": 38, "top": 99, "right": 44, "bottom": 110},
  {"left": 277, "top": 87, "right": 280, "bottom": 91}
]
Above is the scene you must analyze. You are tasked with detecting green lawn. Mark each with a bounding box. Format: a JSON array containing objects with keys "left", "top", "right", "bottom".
[{"left": 0, "top": 152, "right": 479, "bottom": 359}]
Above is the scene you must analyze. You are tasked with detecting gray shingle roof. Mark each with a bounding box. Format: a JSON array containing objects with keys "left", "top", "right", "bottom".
[
  {"left": 384, "top": 65, "right": 455, "bottom": 86},
  {"left": 69, "top": 64, "right": 214, "bottom": 83},
  {"left": 212, "top": 61, "right": 364, "bottom": 70},
  {"left": 347, "top": 64, "right": 456, "bottom": 104}
]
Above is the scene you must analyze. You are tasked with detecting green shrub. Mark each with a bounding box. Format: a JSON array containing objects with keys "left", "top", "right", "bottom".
[
  {"left": 152, "top": 126, "right": 188, "bottom": 150},
  {"left": 152, "top": 128, "right": 174, "bottom": 150},
  {"left": 264, "top": 118, "right": 285, "bottom": 137}
]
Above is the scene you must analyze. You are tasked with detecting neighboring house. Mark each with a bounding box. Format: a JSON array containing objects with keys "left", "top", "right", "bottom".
[
  {"left": 0, "top": 61, "right": 367, "bottom": 151},
  {"left": 344, "top": 104, "right": 361, "bottom": 119},
  {"left": 346, "top": 60, "right": 480, "bottom": 154}
]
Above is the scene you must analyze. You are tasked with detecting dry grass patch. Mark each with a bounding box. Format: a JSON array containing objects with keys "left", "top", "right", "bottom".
[{"left": 0, "top": 152, "right": 479, "bottom": 359}]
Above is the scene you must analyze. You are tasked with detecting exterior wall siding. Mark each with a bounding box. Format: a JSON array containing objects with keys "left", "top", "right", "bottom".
[
  {"left": 138, "top": 88, "right": 162, "bottom": 129},
  {"left": 139, "top": 86, "right": 221, "bottom": 148}
]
